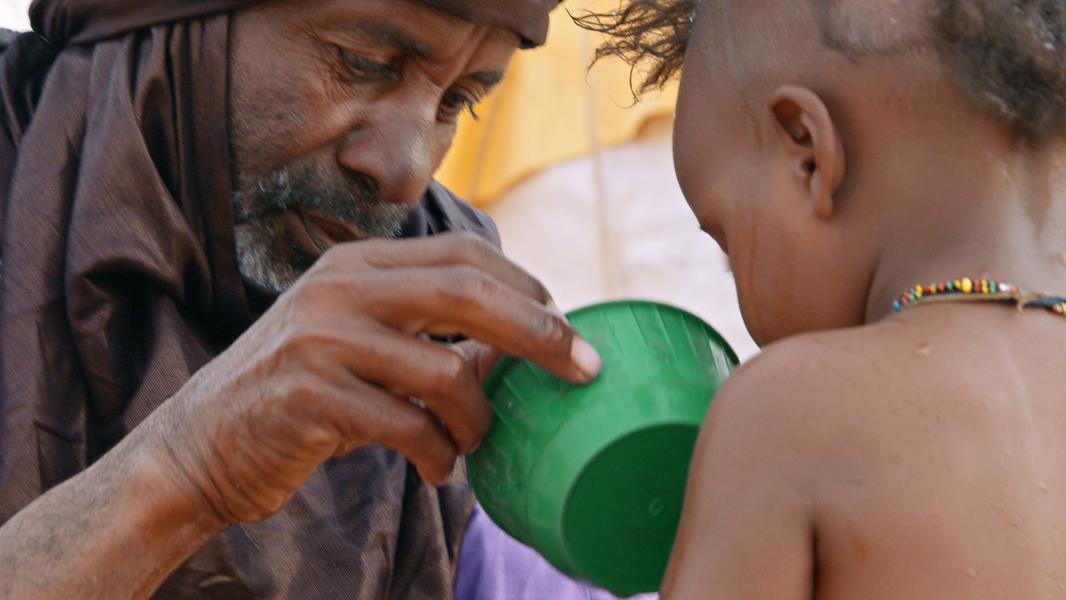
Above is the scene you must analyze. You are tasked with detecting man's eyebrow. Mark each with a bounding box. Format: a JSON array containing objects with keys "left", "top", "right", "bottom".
[
  {"left": 467, "top": 70, "right": 505, "bottom": 87},
  {"left": 349, "top": 21, "right": 432, "bottom": 59}
]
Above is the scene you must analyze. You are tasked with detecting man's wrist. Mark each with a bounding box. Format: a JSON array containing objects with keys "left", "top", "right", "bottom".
[
  {"left": 129, "top": 398, "right": 231, "bottom": 548},
  {"left": 80, "top": 399, "right": 231, "bottom": 594}
]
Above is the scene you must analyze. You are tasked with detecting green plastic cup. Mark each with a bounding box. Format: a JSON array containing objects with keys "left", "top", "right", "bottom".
[{"left": 467, "top": 300, "right": 738, "bottom": 596}]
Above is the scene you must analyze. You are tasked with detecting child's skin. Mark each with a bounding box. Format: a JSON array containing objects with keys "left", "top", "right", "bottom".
[{"left": 644, "top": 1, "right": 1066, "bottom": 598}]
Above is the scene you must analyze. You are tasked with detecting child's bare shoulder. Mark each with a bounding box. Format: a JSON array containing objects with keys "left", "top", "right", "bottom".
[
  {"left": 716, "top": 324, "right": 910, "bottom": 418},
  {"left": 674, "top": 322, "right": 1011, "bottom": 597},
  {"left": 706, "top": 323, "right": 947, "bottom": 480},
  {"left": 672, "top": 325, "right": 932, "bottom": 594}
]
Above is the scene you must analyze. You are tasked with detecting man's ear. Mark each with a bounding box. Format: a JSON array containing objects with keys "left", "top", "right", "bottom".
[{"left": 768, "top": 85, "right": 845, "bottom": 220}]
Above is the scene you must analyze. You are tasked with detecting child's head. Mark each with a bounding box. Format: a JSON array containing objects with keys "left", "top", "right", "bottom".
[{"left": 581, "top": 1, "right": 1066, "bottom": 344}]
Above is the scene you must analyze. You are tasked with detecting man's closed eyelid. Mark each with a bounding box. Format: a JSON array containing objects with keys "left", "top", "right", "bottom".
[
  {"left": 466, "top": 70, "right": 504, "bottom": 88},
  {"left": 338, "top": 48, "right": 398, "bottom": 80}
]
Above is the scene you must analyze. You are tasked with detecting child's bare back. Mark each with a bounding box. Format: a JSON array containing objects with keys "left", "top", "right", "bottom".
[
  {"left": 663, "top": 304, "right": 1066, "bottom": 598},
  {"left": 579, "top": 0, "right": 1066, "bottom": 596}
]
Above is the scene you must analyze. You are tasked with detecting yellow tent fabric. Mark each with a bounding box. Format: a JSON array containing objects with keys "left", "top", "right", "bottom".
[{"left": 435, "top": 4, "right": 677, "bottom": 207}]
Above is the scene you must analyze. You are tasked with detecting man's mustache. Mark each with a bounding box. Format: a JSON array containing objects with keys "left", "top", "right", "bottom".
[{"left": 234, "top": 169, "right": 385, "bottom": 224}]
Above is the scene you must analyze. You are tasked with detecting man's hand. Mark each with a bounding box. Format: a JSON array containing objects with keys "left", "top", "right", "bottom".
[
  {"left": 159, "top": 232, "right": 601, "bottom": 526},
  {"left": 0, "top": 234, "right": 598, "bottom": 599}
]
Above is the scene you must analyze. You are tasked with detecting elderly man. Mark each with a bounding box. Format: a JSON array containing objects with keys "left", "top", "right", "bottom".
[{"left": 0, "top": 0, "right": 607, "bottom": 597}]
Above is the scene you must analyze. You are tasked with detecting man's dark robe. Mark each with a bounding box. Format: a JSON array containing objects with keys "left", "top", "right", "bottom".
[{"left": 0, "top": 0, "right": 538, "bottom": 597}]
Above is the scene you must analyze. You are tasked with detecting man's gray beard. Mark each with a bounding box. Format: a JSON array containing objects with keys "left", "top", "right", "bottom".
[{"left": 232, "top": 168, "right": 413, "bottom": 293}]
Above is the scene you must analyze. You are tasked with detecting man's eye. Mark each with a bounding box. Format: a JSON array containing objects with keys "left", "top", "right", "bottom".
[
  {"left": 338, "top": 48, "right": 397, "bottom": 81},
  {"left": 440, "top": 90, "right": 479, "bottom": 121}
]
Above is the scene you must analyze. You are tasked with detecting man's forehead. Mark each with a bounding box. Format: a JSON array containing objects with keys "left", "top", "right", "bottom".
[
  {"left": 328, "top": 13, "right": 517, "bottom": 76},
  {"left": 311, "top": 0, "right": 560, "bottom": 49}
]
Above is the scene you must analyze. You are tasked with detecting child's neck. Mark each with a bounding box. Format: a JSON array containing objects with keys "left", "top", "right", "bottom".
[{"left": 864, "top": 138, "right": 1066, "bottom": 323}]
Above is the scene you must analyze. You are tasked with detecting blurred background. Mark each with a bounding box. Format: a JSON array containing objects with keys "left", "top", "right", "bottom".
[
  {"left": 0, "top": 1, "right": 758, "bottom": 360},
  {"left": 0, "top": 1, "right": 29, "bottom": 31}
]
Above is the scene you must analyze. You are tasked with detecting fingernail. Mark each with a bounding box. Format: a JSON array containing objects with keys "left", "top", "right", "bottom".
[{"left": 570, "top": 337, "right": 602, "bottom": 381}]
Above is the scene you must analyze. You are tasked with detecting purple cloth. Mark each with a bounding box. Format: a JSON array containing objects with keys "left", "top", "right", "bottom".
[{"left": 455, "top": 503, "right": 660, "bottom": 600}]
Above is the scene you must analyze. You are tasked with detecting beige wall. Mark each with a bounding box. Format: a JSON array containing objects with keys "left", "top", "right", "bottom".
[{"left": 0, "top": 1, "right": 31, "bottom": 31}]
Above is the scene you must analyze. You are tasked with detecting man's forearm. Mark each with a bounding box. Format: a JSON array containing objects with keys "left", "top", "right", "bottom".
[{"left": 0, "top": 406, "right": 227, "bottom": 599}]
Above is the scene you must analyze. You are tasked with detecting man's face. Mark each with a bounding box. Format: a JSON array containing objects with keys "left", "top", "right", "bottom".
[{"left": 229, "top": 0, "right": 517, "bottom": 291}]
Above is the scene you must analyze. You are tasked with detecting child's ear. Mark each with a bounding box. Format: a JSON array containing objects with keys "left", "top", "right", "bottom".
[{"left": 768, "top": 85, "right": 845, "bottom": 220}]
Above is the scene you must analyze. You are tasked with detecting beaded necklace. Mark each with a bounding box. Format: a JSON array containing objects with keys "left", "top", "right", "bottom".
[{"left": 892, "top": 278, "right": 1066, "bottom": 318}]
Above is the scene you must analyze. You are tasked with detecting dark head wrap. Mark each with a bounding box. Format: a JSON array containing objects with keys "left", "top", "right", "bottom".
[
  {"left": 0, "top": 0, "right": 549, "bottom": 596},
  {"left": 419, "top": 0, "right": 561, "bottom": 47},
  {"left": 31, "top": 0, "right": 561, "bottom": 48}
]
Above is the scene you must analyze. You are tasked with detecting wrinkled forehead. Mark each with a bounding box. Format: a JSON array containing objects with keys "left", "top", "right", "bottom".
[{"left": 290, "top": 0, "right": 524, "bottom": 63}]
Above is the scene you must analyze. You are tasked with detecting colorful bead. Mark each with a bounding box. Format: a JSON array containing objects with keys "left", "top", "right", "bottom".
[{"left": 896, "top": 279, "right": 1066, "bottom": 320}]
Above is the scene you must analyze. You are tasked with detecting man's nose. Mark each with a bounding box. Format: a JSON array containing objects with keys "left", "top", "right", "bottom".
[{"left": 337, "top": 101, "right": 437, "bottom": 207}]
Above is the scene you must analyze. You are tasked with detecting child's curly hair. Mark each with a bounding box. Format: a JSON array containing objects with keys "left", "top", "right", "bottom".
[
  {"left": 575, "top": 0, "right": 1066, "bottom": 143},
  {"left": 572, "top": 0, "right": 697, "bottom": 95}
]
